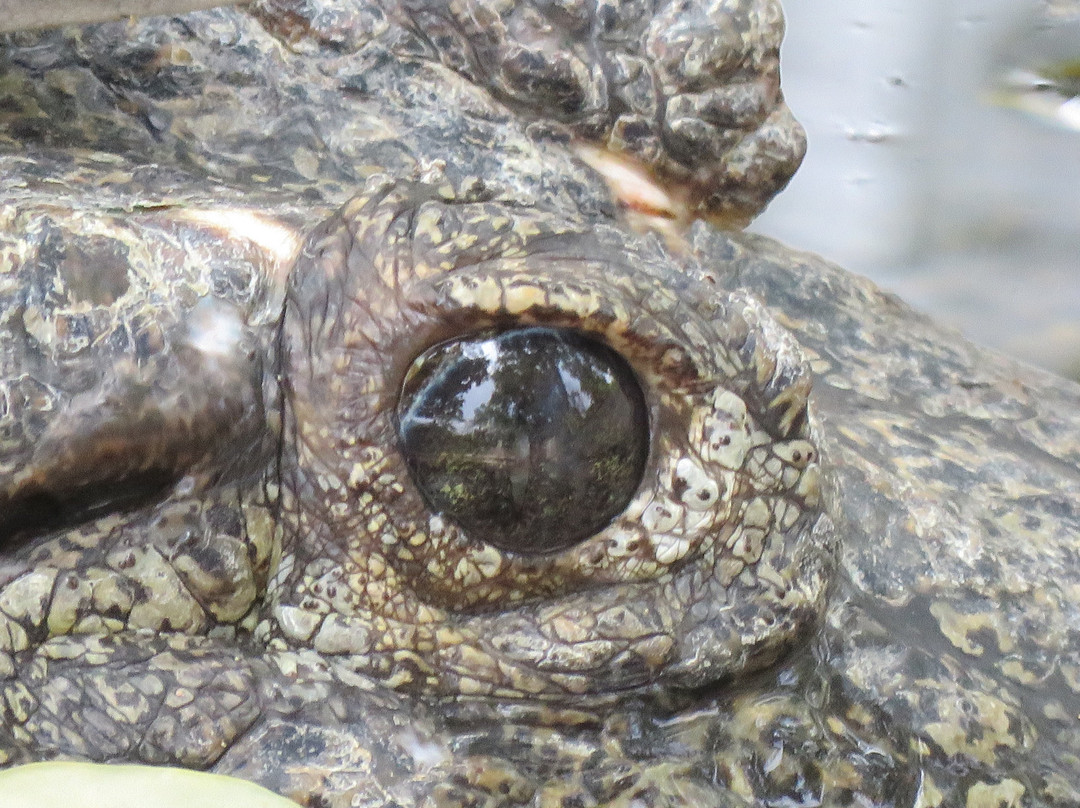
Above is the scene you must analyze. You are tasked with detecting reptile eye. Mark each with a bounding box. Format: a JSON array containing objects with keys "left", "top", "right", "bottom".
[{"left": 395, "top": 327, "right": 649, "bottom": 554}]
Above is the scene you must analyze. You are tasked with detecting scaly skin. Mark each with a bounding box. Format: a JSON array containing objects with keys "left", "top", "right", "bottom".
[
  {"left": 0, "top": 161, "right": 832, "bottom": 805},
  {"left": 1, "top": 2, "right": 1080, "bottom": 807}
]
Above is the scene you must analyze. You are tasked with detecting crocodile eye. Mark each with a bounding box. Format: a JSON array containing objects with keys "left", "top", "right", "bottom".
[{"left": 395, "top": 327, "right": 649, "bottom": 555}]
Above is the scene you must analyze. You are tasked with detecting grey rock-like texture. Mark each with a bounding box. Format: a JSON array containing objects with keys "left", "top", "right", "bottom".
[{"left": 0, "top": 2, "right": 1078, "bottom": 806}]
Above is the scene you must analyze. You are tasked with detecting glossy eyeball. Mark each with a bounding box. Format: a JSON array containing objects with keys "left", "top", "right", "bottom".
[{"left": 395, "top": 327, "right": 649, "bottom": 555}]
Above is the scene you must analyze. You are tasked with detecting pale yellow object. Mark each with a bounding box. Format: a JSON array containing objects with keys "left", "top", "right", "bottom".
[{"left": 0, "top": 762, "right": 301, "bottom": 808}]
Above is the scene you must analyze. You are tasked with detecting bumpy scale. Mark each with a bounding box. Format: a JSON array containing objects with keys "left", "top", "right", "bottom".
[{"left": 0, "top": 1, "right": 1079, "bottom": 807}]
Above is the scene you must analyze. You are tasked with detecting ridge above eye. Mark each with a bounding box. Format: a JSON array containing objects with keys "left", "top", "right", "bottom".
[{"left": 395, "top": 327, "right": 649, "bottom": 555}]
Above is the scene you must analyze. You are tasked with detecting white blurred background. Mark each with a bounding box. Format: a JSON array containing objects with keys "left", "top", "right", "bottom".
[{"left": 751, "top": 0, "right": 1080, "bottom": 379}]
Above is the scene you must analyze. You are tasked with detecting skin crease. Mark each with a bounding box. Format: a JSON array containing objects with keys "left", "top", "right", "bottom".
[{"left": 0, "top": 2, "right": 1079, "bottom": 807}]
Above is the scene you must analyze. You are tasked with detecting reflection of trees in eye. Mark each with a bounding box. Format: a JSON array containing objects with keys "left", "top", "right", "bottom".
[
  {"left": 405, "top": 340, "right": 491, "bottom": 432},
  {"left": 396, "top": 327, "right": 648, "bottom": 553},
  {"left": 556, "top": 357, "right": 596, "bottom": 414}
]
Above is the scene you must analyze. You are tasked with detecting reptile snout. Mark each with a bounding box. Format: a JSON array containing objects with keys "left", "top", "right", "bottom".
[{"left": 266, "top": 177, "right": 836, "bottom": 699}]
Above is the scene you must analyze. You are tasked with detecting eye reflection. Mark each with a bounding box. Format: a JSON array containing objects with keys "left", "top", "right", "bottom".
[{"left": 395, "top": 327, "right": 649, "bottom": 555}]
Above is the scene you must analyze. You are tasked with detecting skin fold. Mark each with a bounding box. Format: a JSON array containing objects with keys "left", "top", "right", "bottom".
[{"left": 1, "top": 2, "right": 1079, "bottom": 806}]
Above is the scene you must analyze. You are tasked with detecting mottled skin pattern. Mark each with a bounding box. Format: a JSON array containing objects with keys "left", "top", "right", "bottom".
[{"left": 0, "top": 2, "right": 1079, "bottom": 807}]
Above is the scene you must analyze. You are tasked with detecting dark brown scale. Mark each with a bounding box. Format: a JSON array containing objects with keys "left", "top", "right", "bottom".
[{"left": 0, "top": 2, "right": 1077, "bottom": 807}]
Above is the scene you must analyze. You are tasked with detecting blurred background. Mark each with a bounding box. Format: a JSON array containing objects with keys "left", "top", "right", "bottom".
[{"left": 750, "top": 0, "right": 1080, "bottom": 380}]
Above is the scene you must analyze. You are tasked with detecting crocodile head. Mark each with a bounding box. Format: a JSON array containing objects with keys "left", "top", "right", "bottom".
[{"left": 2, "top": 2, "right": 1080, "bottom": 807}]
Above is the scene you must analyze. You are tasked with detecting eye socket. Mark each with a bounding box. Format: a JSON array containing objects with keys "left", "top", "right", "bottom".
[{"left": 395, "top": 327, "right": 649, "bottom": 555}]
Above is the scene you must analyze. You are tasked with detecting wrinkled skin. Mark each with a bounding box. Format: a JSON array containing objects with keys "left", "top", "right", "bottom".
[{"left": 1, "top": 2, "right": 1080, "bottom": 807}]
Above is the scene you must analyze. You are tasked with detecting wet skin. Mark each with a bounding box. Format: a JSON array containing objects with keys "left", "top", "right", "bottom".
[{"left": 1, "top": 2, "right": 1080, "bottom": 806}]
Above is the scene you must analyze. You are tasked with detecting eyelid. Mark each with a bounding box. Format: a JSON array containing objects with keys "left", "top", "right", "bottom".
[{"left": 272, "top": 183, "right": 830, "bottom": 696}]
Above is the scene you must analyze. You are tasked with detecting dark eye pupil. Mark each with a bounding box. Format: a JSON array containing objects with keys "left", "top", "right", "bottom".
[{"left": 395, "top": 327, "right": 649, "bottom": 554}]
